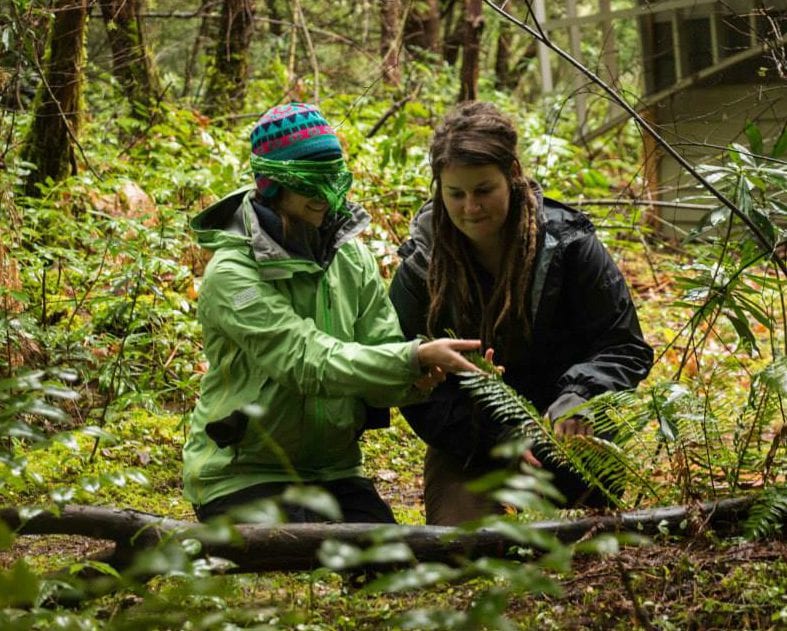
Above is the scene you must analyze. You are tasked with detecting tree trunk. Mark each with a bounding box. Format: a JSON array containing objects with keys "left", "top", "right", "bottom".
[
  {"left": 441, "top": 0, "right": 463, "bottom": 66},
  {"left": 265, "top": 0, "right": 284, "bottom": 37},
  {"left": 203, "top": 0, "right": 255, "bottom": 118},
  {"left": 458, "top": 0, "right": 482, "bottom": 101},
  {"left": 494, "top": 27, "right": 511, "bottom": 90},
  {"left": 21, "top": 0, "right": 88, "bottom": 197},
  {"left": 404, "top": 0, "right": 439, "bottom": 54},
  {"left": 380, "top": 0, "right": 401, "bottom": 86},
  {"left": 182, "top": 0, "right": 220, "bottom": 98},
  {"left": 99, "top": 0, "right": 161, "bottom": 117}
]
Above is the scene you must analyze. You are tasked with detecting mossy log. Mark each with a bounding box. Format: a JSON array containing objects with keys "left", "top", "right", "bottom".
[{"left": 0, "top": 496, "right": 761, "bottom": 574}]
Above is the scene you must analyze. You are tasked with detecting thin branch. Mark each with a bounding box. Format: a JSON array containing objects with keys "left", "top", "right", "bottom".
[
  {"left": 89, "top": 265, "right": 145, "bottom": 461},
  {"left": 294, "top": 0, "right": 320, "bottom": 103},
  {"left": 366, "top": 94, "right": 413, "bottom": 138},
  {"left": 616, "top": 558, "right": 657, "bottom": 631}
]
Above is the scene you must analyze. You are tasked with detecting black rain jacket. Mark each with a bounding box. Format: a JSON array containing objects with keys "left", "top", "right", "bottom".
[{"left": 389, "top": 190, "right": 654, "bottom": 464}]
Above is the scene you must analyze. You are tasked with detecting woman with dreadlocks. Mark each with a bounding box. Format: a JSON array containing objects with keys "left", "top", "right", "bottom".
[
  {"left": 183, "top": 102, "right": 482, "bottom": 524},
  {"left": 390, "top": 101, "right": 653, "bottom": 525}
]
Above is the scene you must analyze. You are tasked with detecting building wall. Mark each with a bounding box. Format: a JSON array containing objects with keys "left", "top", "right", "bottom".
[
  {"left": 652, "top": 83, "right": 786, "bottom": 240},
  {"left": 637, "top": 0, "right": 787, "bottom": 239}
]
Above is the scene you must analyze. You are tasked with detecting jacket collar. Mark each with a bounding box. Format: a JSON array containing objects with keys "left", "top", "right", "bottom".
[{"left": 190, "top": 186, "right": 371, "bottom": 269}]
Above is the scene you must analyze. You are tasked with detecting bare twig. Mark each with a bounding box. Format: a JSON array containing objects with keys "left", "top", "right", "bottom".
[
  {"left": 89, "top": 266, "right": 145, "bottom": 462},
  {"left": 616, "top": 557, "right": 656, "bottom": 631},
  {"left": 366, "top": 94, "right": 414, "bottom": 138},
  {"left": 293, "top": 0, "right": 320, "bottom": 103}
]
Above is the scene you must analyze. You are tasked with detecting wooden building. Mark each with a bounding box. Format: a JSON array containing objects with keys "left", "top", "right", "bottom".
[{"left": 532, "top": 0, "right": 787, "bottom": 237}]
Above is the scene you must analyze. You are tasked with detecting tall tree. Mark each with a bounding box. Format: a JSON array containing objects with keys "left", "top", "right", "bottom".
[
  {"left": 442, "top": 0, "right": 463, "bottom": 66},
  {"left": 99, "top": 0, "right": 161, "bottom": 117},
  {"left": 21, "top": 0, "right": 88, "bottom": 197},
  {"left": 380, "top": 0, "right": 401, "bottom": 86},
  {"left": 404, "top": 0, "right": 439, "bottom": 54},
  {"left": 458, "top": 0, "right": 482, "bottom": 101},
  {"left": 265, "top": 0, "right": 284, "bottom": 37},
  {"left": 494, "top": 28, "right": 512, "bottom": 91},
  {"left": 182, "top": 0, "right": 221, "bottom": 98},
  {"left": 203, "top": 0, "right": 255, "bottom": 118}
]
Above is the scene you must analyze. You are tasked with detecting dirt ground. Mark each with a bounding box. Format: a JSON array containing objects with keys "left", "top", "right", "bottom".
[{"left": 3, "top": 522, "right": 786, "bottom": 629}]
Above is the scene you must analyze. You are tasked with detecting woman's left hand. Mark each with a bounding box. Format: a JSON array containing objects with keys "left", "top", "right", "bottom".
[{"left": 554, "top": 416, "right": 594, "bottom": 437}]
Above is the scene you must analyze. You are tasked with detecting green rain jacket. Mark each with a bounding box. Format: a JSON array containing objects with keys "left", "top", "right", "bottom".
[{"left": 183, "top": 187, "right": 421, "bottom": 507}]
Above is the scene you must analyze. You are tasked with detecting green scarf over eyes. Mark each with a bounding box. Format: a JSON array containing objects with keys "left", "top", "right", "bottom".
[{"left": 250, "top": 154, "right": 353, "bottom": 215}]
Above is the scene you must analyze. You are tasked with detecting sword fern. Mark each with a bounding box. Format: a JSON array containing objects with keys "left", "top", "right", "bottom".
[{"left": 458, "top": 368, "right": 663, "bottom": 509}]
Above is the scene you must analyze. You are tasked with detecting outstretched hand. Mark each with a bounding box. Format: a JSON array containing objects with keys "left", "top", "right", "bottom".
[{"left": 416, "top": 338, "right": 481, "bottom": 374}]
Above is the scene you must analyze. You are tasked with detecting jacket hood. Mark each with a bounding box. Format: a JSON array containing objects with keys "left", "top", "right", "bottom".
[{"left": 190, "top": 185, "right": 371, "bottom": 266}]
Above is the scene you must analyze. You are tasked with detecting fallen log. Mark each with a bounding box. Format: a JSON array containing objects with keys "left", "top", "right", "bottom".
[{"left": 0, "top": 496, "right": 761, "bottom": 573}]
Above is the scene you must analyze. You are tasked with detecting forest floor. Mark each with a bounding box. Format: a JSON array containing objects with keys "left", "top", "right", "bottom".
[
  {"left": 2, "top": 455, "right": 787, "bottom": 630},
  {"left": 2, "top": 247, "right": 786, "bottom": 628}
]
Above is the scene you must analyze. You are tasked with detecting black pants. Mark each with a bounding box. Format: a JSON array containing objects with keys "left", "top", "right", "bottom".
[
  {"left": 194, "top": 476, "right": 397, "bottom": 524},
  {"left": 424, "top": 447, "right": 615, "bottom": 526}
]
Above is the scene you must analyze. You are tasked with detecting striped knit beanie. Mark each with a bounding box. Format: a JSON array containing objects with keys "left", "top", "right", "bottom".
[{"left": 250, "top": 102, "right": 343, "bottom": 197}]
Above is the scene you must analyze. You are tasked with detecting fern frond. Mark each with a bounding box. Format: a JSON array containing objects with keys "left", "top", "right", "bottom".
[
  {"left": 743, "top": 484, "right": 787, "bottom": 540},
  {"left": 459, "top": 371, "right": 662, "bottom": 507}
]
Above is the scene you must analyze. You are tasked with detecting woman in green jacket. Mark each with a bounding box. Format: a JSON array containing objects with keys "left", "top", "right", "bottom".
[{"left": 183, "top": 102, "right": 480, "bottom": 524}]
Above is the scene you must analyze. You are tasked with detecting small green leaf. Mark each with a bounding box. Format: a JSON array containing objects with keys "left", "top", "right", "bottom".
[
  {"left": 51, "top": 486, "right": 75, "bottom": 504},
  {"left": 227, "top": 498, "right": 284, "bottom": 524},
  {"left": 69, "top": 560, "right": 121, "bottom": 578},
  {"left": 0, "top": 561, "right": 41, "bottom": 608},
  {"left": 125, "top": 469, "right": 150, "bottom": 486},
  {"left": 359, "top": 542, "right": 414, "bottom": 565},
  {"left": 744, "top": 120, "right": 764, "bottom": 155},
  {"left": 317, "top": 539, "right": 362, "bottom": 570},
  {"left": 771, "top": 125, "right": 787, "bottom": 158},
  {"left": 53, "top": 432, "right": 79, "bottom": 451},
  {"left": 102, "top": 471, "right": 126, "bottom": 487},
  {"left": 190, "top": 518, "right": 243, "bottom": 545},
  {"left": 80, "top": 476, "right": 101, "bottom": 493},
  {"left": 365, "top": 562, "right": 462, "bottom": 593},
  {"left": 574, "top": 533, "right": 620, "bottom": 556},
  {"left": 180, "top": 538, "right": 203, "bottom": 556},
  {"left": 81, "top": 426, "right": 118, "bottom": 442},
  {"left": 724, "top": 311, "right": 759, "bottom": 355},
  {"left": 0, "top": 521, "right": 14, "bottom": 551}
]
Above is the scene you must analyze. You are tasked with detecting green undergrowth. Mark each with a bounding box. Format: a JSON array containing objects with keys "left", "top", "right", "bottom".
[
  {"left": 5, "top": 538, "right": 786, "bottom": 630},
  {"left": 2, "top": 58, "right": 786, "bottom": 628}
]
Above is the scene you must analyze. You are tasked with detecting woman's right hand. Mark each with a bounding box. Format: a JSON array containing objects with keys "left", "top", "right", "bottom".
[{"left": 416, "top": 338, "right": 482, "bottom": 374}]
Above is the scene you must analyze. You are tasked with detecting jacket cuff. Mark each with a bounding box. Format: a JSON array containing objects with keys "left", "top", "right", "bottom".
[
  {"left": 408, "top": 339, "right": 423, "bottom": 376},
  {"left": 547, "top": 391, "right": 592, "bottom": 423}
]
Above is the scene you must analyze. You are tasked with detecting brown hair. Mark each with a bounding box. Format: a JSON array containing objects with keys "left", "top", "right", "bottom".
[{"left": 427, "top": 101, "right": 540, "bottom": 352}]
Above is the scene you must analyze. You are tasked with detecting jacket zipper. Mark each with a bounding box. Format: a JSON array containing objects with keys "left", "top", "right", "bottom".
[
  {"left": 313, "top": 274, "right": 333, "bottom": 457},
  {"left": 321, "top": 274, "right": 333, "bottom": 330}
]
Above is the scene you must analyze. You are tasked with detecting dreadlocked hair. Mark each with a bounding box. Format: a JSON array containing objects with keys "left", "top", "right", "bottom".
[{"left": 426, "top": 101, "right": 540, "bottom": 353}]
